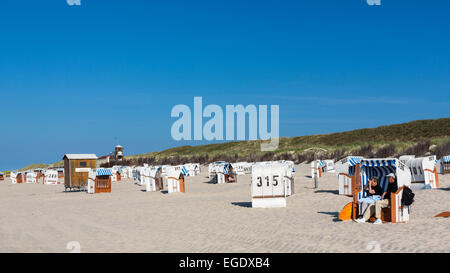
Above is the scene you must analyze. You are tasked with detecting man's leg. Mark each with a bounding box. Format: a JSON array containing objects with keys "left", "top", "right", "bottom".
[
  {"left": 360, "top": 202, "right": 369, "bottom": 217},
  {"left": 375, "top": 199, "right": 390, "bottom": 219},
  {"left": 362, "top": 203, "right": 375, "bottom": 221}
]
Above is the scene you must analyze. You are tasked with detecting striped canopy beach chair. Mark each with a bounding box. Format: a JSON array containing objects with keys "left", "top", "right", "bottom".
[
  {"left": 340, "top": 158, "right": 412, "bottom": 223},
  {"left": 214, "top": 162, "right": 237, "bottom": 184},
  {"left": 87, "top": 168, "right": 112, "bottom": 194}
]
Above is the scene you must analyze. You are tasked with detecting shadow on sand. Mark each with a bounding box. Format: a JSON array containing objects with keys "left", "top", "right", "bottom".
[
  {"left": 318, "top": 211, "right": 341, "bottom": 222},
  {"left": 231, "top": 202, "right": 252, "bottom": 208},
  {"left": 314, "top": 190, "right": 339, "bottom": 195}
]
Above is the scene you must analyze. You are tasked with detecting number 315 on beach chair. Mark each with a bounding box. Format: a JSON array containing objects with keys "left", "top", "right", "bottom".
[{"left": 251, "top": 163, "right": 293, "bottom": 208}]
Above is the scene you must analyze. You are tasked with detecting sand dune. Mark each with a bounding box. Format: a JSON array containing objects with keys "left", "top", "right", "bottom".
[{"left": 0, "top": 164, "right": 449, "bottom": 253}]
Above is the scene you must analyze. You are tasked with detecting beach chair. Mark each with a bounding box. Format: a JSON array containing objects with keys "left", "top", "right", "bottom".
[
  {"left": 208, "top": 161, "right": 226, "bottom": 182},
  {"left": 93, "top": 168, "right": 112, "bottom": 193},
  {"left": 87, "top": 170, "right": 96, "bottom": 194},
  {"left": 184, "top": 163, "right": 200, "bottom": 176},
  {"left": 251, "top": 163, "right": 291, "bottom": 208},
  {"left": 340, "top": 158, "right": 412, "bottom": 223},
  {"left": 335, "top": 156, "right": 363, "bottom": 196},
  {"left": 128, "top": 167, "right": 133, "bottom": 179},
  {"left": 44, "top": 170, "right": 60, "bottom": 185},
  {"left": 26, "top": 172, "right": 38, "bottom": 183},
  {"left": 142, "top": 167, "right": 152, "bottom": 191},
  {"left": 285, "top": 168, "right": 294, "bottom": 197},
  {"left": 399, "top": 155, "right": 415, "bottom": 165},
  {"left": 120, "top": 167, "right": 128, "bottom": 179},
  {"left": 144, "top": 166, "right": 163, "bottom": 192},
  {"left": 0, "top": 172, "right": 4, "bottom": 181},
  {"left": 10, "top": 172, "right": 17, "bottom": 184},
  {"left": 16, "top": 173, "right": 23, "bottom": 183},
  {"left": 181, "top": 163, "right": 196, "bottom": 177},
  {"left": 441, "top": 156, "right": 450, "bottom": 174},
  {"left": 216, "top": 163, "right": 237, "bottom": 184},
  {"left": 35, "top": 170, "right": 44, "bottom": 183},
  {"left": 208, "top": 162, "right": 223, "bottom": 183},
  {"left": 57, "top": 169, "right": 64, "bottom": 178},
  {"left": 167, "top": 169, "right": 185, "bottom": 193},
  {"left": 311, "top": 160, "right": 327, "bottom": 178},
  {"left": 311, "top": 161, "right": 320, "bottom": 178},
  {"left": 323, "top": 160, "right": 335, "bottom": 173},
  {"left": 136, "top": 167, "right": 145, "bottom": 185},
  {"left": 403, "top": 156, "right": 439, "bottom": 188}
]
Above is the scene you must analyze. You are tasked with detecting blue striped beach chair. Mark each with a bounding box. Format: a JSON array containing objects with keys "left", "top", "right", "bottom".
[{"left": 360, "top": 158, "right": 412, "bottom": 223}]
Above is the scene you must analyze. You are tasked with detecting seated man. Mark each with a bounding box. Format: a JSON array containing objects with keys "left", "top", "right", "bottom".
[
  {"left": 225, "top": 165, "right": 236, "bottom": 183},
  {"left": 356, "top": 173, "right": 398, "bottom": 224},
  {"left": 357, "top": 177, "right": 383, "bottom": 218}
]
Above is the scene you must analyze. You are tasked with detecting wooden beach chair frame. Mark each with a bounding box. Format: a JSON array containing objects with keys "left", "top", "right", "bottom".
[
  {"left": 336, "top": 157, "right": 364, "bottom": 196},
  {"left": 95, "top": 175, "right": 112, "bottom": 193}
]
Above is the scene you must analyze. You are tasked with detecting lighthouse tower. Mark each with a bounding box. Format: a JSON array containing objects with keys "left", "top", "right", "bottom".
[{"left": 115, "top": 145, "right": 124, "bottom": 161}]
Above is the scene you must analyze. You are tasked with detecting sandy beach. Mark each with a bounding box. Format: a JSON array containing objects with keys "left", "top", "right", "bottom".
[{"left": 0, "top": 164, "right": 449, "bottom": 253}]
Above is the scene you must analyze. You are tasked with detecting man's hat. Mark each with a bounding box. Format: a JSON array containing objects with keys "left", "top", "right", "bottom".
[{"left": 386, "top": 173, "right": 396, "bottom": 178}]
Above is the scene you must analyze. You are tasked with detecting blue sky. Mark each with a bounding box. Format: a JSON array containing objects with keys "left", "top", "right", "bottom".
[{"left": 1, "top": 0, "right": 449, "bottom": 170}]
